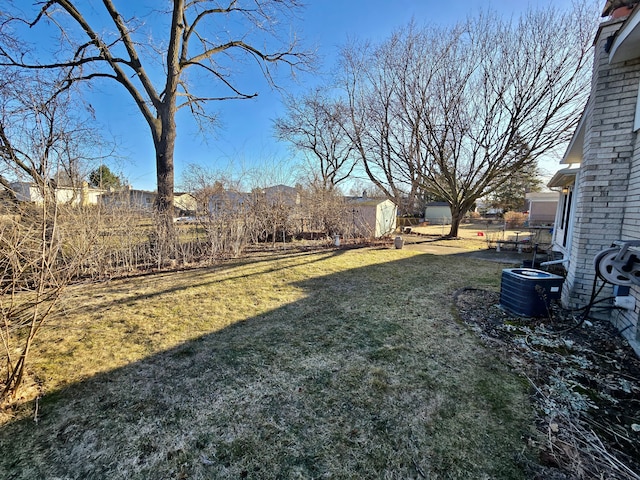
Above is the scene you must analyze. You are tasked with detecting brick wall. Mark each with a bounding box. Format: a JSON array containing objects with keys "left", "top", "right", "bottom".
[
  {"left": 618, "top": 99, "right": 640, "bottom": 342},
  {"left": 563, "top": 18, "right": 640, "bottom": 343}
]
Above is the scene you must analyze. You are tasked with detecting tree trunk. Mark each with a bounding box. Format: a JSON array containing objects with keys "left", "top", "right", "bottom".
[
  {"left": 153, "top": 0, "right": 183, "bottom": 241},
  {"left": 155, "top": 104, "right": 175, "bottom": 216},
  {"left": 152, "top": 103, "right": 177, "bottom": 261},
  {"left": 447, "top": 206, "right": 465, "bottom": 238}
]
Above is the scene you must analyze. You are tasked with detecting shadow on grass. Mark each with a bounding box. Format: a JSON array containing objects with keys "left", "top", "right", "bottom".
[
  {"left": 0, "top": 250, "right": 533, "bottom": 480},
  {"left": 75, "top": 249, "right": 346, "bottom": 315}
]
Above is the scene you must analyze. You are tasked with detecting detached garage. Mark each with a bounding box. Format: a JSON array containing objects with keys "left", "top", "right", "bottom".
[
  {"left": 526, "top": 192, "right": 559, "bottom": 226},
  {"left": 424, "top": 202, "right": 452, "bottom": 225}
]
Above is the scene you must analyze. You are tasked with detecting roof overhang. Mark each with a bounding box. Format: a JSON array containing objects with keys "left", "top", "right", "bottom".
[
  {"left": 609, "top": 6, "right": 640, "bottom": 63},
  {"left": 548, "top": 167, "right": 579, "bottom": 189},
  {"left": 560, "top": 110, "right": 586, "bottom": 165}
]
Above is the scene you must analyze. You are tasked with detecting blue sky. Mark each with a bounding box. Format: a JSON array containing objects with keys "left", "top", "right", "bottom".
[{"left": 80, "top": 0, "right": 581, "bottom": 191}]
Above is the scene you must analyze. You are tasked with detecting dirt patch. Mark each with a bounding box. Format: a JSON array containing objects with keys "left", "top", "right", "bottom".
[{"left": 454, "top": 288, "right": 640, "bottom": 479}]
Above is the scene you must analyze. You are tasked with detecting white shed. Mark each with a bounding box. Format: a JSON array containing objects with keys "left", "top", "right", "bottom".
[{"left": 347, "top": 197, "right": 397, "bottom": 238}]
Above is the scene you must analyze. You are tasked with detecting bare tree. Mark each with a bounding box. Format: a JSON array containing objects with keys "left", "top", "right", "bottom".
[
  {"left": 0, "top": 0, "right": 311, "bottom": 232},
  {"left": 339, "top": 6, "right": 596, "bottom": 236},
  {"left": 275, "top": 89, "right": 356, "bottom": 192},
  {"left": 0, "top": 82, "right": 96, "bottom": 400},
  {"left": 0, "top": 66, "right": 115, "bottom": 400},
  {"left": 338, "top": 29, "right": 436, "bottom": 217},
  {"left": 0, "top": 70, "right": 106, "bottom": 203}
]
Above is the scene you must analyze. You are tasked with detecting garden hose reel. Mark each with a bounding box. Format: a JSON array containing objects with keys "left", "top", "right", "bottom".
[{"left": 594, "top": 241, "right": 640, "bottom": 286}]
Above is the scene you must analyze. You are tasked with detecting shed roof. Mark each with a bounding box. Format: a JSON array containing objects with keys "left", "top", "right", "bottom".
[{"left": 345, "top": 196, "right": 393, "bottom": 207}]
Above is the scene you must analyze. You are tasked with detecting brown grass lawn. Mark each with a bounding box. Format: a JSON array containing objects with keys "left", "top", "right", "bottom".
[
  {"left": 0, "top": 246, "right": 534, "bottom": 479},
  {"left": 410, "top": 221, "right": 553, "bottom": 250}
]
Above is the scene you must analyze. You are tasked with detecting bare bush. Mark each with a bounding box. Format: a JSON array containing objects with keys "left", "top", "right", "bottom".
[
  {"left": 504, "top": 211, "right": 527, "bottom": 228},
  {"left": 0, "top": 200, "right": 81, "bottom": 401},
  {"left": 201, "top": 190, "right": 250, "bottom": 259},
  {"left": 298, "top": 188, "right": 350, "bottom": 239}
]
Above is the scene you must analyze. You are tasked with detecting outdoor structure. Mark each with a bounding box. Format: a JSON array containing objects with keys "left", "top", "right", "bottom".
[
  {"left": 9, "top": 181, "right": 105, "bottom": 207},
  {"left": 525, "top": 191, "right": 559, "bottom": 226},
  {"left": 207, "top": 185, "right": 299, "bottom": 216},
  {"left": 346, "top": 196, "right": 397, "bottom": 238},
  {"left": 174, "top": 192, "right": 197, "bottom": 216},
  {"left": 424, "top": 202, "right": 452, "bottom": 225},
  {"left": 99, "top": 187, "right": 156, "bottom": 211},
  {"left": 548, "top": 1, "right": 640, "bottom": 351},
  {"left": 261, "top": 185, "right": 300, "bottom": 207},
  {"left": 474, "top": 198, "right": 502, "bottom": 217}
]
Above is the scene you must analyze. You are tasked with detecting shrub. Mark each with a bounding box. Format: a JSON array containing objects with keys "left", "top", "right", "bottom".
[{"left": 503, "top": 211, "right": 527, "bottom": 228}]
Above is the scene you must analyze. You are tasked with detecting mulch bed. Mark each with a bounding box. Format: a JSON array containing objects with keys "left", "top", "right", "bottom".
[{"left": 454, "top": 288, "right": 640, "bottom": 480}]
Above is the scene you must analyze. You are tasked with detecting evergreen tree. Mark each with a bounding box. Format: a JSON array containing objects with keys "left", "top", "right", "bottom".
[{"left": 89, "top": 165, "right": 122, "bottom": 190}]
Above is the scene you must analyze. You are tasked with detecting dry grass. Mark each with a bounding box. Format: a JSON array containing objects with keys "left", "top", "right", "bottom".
[
  {"left": 0, "top": 247, "right": 533, "bottom": 479},
  {"left": 409, "top": 221, "right": 553, "bottom": 252}
]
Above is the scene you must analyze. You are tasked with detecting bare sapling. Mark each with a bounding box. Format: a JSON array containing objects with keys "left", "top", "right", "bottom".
[{"left": 0, "top": 199, "right": 76, "bottom": 401}]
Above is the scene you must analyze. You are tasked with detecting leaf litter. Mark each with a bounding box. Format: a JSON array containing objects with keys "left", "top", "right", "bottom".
[{"left": 455, "top": 287, "right": 640, "bottom": 480}]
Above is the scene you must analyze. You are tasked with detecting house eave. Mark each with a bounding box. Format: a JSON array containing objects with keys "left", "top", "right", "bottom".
[
  {"left": 560, "top": 109, "right": 586, "bottom": 165},
  {"left": 525, "top": 191, "right": 559, "bottom": 201},
  {"left": 548, "top": 167, "right": 578, "bottom": 188},
  {"left": 609, "top": 5, "right": 640, "bottom": 63}
]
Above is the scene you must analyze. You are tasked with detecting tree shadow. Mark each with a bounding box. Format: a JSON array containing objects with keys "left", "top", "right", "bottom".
[
  {"left": 67, "top": 248, "right": 347, "bottom": 316},
  {"left": 0, "top": 250, "right": 531, "bottom": 479}
]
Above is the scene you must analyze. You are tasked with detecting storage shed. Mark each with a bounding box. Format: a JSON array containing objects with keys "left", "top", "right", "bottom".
[
  {"left": 346, "top": 196, "right": 397, "bottom": 238},
  {"left": 424, "top": 202, "right": 452, "bottom": 225}
]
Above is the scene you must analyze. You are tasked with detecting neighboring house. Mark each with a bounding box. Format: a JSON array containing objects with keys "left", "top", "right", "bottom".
[
  {"left": 525, "top": 191, "right": 559, "bottom": 226},
  {"left": 101, "top": 189, "right": 197, "bottom": 216},
  {"left": 207, "top": 190, "right": 248, "bottom": 215},
  {"left": 424, "top": 202, "right": 452, "bottom": 225},
  {"left": 206, "top": 185, "right": 299, "bottom": 216},
  {"left": 475, "top": 198, "right": 503, "bottom": 217},
  {"left": 346, "top": 195, "right": 397, "bottom": 238},
  {"left": 261, "top": 184, "right": 300, "bottom": 207},
  {"left": 174, "top": 192, "right": 197, "bottom": 216},
  {"left": 10, "top": 181, "right": 105, "bottom": 207},
  {"left": 548, "top": 1, "right": 640, "bottom": 351},
  {"left": 100, "top": 188, "right": 156, "bottom": 211}
]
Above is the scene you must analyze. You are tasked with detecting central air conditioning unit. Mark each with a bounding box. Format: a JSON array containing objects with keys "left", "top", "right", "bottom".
[{"left": 500, "top": 268, "right": 564, "bottom": 317}]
